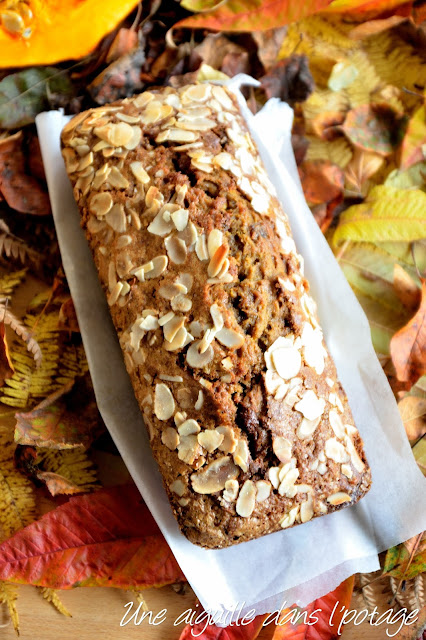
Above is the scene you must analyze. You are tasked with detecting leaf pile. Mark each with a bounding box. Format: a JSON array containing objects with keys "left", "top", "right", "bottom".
[{"left": 0, "top": 0, "right": 425, "bottom": 636}]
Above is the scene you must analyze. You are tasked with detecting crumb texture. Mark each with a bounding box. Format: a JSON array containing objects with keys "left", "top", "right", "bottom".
[{"left": 61, "top": 83, "right": 372, "bottom": 549}]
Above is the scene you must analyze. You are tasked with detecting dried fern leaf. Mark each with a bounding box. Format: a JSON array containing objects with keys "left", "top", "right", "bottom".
[
  {"left": 39, "top": 587, "right": 72, "bottom": 618},
  {"left": 390, "top": 575, "right": 426, "bottom": 612},
  {"left": 56, "top": 342, "right": 89, "bottom": 387},
  {"left": 0, "top": 302, "right": 42, "bottom": 367},
  {"left": 0, "top": 581, "right": 19, "bottom": 635},
  {"left": 0, "top": 269, "right": 27, "bottom": 298},
  {"left": 0, "top": 433, "right": 36, "bottom": 541},
  {"left": 0, "top": 312, "right": 60, "bottom": 408},
  {"left": 36, "top": 448, "right": 98, "bottom": 493},
  {"left": 0, "top": 224, "right": 44, "bottom": 272},
  {"left": 303, "top": 88, "right": 350, "bottom": 124},
  {"left": 345, "top": 50, "right": 382, "bottom": 108}
]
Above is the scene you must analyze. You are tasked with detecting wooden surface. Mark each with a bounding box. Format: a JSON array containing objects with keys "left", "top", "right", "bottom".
[{"left": 0, "top": 584, "right": 385, "bottom": 640}]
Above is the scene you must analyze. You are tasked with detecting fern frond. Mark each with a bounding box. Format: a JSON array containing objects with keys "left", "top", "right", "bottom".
[
  {"left": 365, "top": 31, "right": 426, "bottom": 109},
  {"left": 0, "top": 269, "right": 27, "bottom": 298},
  {"left": 0, "top": 222, "right": 44, "bottom": 272},
  {"left": 0, "top": 581, "right": 19, "bottom": 635},
  {"left": 56, "top": 342, "right": 89, "bottom": 387},
  {"left": 37, "top": 448, "right": 98, "bottom": 493},
  {"left": 303, "top": 88, "right": 350, "bottom": 124},
  {"left": 0, "top": 434, "right": 36, "bottom": 542},
  {"left": 0, "top": 302, "right": 42, "bottom": 367},
  {"left": 0, "top": 312, "right": 60, "bottom": 408},
  {"left": 345, "top": 50, "right": 382, "bottom": 108},
  {"left": 306, "top": 136, "right": 353, "bottom": 168},
  {"left": 39, "top": 588, "right": 72, "bottom": 618}
]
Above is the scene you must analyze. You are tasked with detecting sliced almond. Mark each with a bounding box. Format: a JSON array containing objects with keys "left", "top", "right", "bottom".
[
  {"left": 154, "top": 383, "right": 175, "bottom": 421},
  {"left": 327, "top": 492, "right": 352, "bottom": 506},
  {"left": 344, "top": 435, "right": 365, "bottom": 473},
  {"left": 195, "top": 234, "right": 209, "bottom": 261},
  {"left": 255, "top": 480, "right": 271, "bottom": 503},
  {"left": 210, "top": 304, "right": 224, "bottom": 331},
  {"left": 171, "top": 294, "right": 192, "bottom": 312},
  {"left": 163, "top": 315, "right": 185, "bottom": 343},
  {"left": 125, "top": 126, "right": 142, "bottom": 150},
  {"left": 105, "top": 204, "right": 126, "bottom": 232},
  {"left": 207, "top": 229, "right": 223, "bottom": 258},
  {"left": 130, "top": 161, "right": 150, "bottom": 184},
  {"left": 216, "top": 328, "right": 244, "bottom": 349},
  {"left": 272, "top": 346, "right": 302, "bottom": 380},
  {"left": 280, "top": 505, "right": 299, "bottom": 529},
  {"left": 191, "top": 456, "right": 239, "bottom": 494},
  {"left": 178, "top": 419, "right": 201, "bottom": 436},
  {"left": 162, "top": 427, "right": 180, "bottom": 450},
  {"left": 164, "top": 327, "right": 189, "bottom": 352},
  {"left": 181, "top": 84, "right": 211, "bottom": 103},
  {"left": 165, "top": 235, "right": 187, "bottom": 264},
  {"left": 341, "top": 463, "right": 353, "bottom": 479},
  {"left": 295, "top": 390, "right": 326, "bottom": 421},
  {"left": 233, "top": 439, "right": 249, "bottom": 473},
  {"left": 145, "top": 255, "right": 168, "bottom": 279},
  {"left": 170, "top": 479, "right": 185, "bottom": 496},
  {"left": 147, "top": 211, "right": 174, "bottom": 236},
  {"left": 186, "top": 340, "right": 214, "bottom": 368},
  {"left": 195, "top": 390, "right": 204, "bottom": 411},
  {"left": 208, "top": 244, "right": 228, "bottom": 278},
  {"left": 300, "top": 494, "right": 314, "bottom": 523},
  {"left": 268, "top": 467, "right": 280, "bottom": 489},
  {"left": 223, "top": 479, "right": 239, "bottom": 502},
  {"left": 159, "top": 283, "right": 187, "bottom": 300},
  {"left": 329, "top": 409, "right": 345, "bottom": 439},
  {"left": 107, "top": 166, "right": 129, "bottom": 190},
  {"left": 89, "top": 192, "right": 113, "bottom": 217},
  {"left": 217, "top": 426, "right": 237, "bottom": 454},
  {"left": 325, "top": 437, "right": 349, "bottom": 463},
  {"left": 116, "top": 235, "right": 132, "bottom": 249},
  {"left": 171, "top": 209, "right": 189, "bottom": 231},
  {"left": 278, "top": 468, "right": 299, "bottom": 498},
  {"left": 177, "top": 434, "right": 201, "bottom": 465},
  {"left": 198, "top": 429, "right": 224, "bottom": 453},
  {"left": 273, "top": 437, "right": 292, "bottom": 464},
  {"left": 297, "top": 416, "right": 321, "bottom": 440},
  {"left": 236, "top": 480, "right": 256, "bottom": 518},
  {"left": 94, "top": 122, "right": 133, "bottom": 147}
]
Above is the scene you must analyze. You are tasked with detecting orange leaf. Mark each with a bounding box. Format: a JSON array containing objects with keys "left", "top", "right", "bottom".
[
  {"left": 0, "top": 484, "right": 185, "bottom": 589},
  {"left": 179, "top": 613, "right": 267, "bottom": 640},
  {"left": 348, "top": 15, "right": 407, "bottom": 39},
  {"left": 390, "top": 280, "right": 426, "bottom": 385},
  {"left": 325, "top": 0, "right": 413, "bottom": 17},
  {"left": 0, "top": 321, "right": 14, "bottom": 386},
  {"left": 271, "top": 576, "right": 355, "bottom": 639},
  {"left": 299, "top": 161, "right": 344, "bottom": 206},
  {"left": 176, "top": 0, "right": 332, "bottom": 32}
]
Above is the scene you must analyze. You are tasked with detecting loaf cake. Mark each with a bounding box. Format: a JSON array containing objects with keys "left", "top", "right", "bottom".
[{"left": 61, "top": 83, "right": 372, "bottom": 549}]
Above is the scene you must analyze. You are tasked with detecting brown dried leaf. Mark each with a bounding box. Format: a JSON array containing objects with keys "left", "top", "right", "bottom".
[
  {"left": 311, "top": 110, "right": 346, "bottom": 141},
  {"left": 0, "top": 321, "right": 14, "bottom": 386},
  {"left": 0, "top": 132, "right": 51, "bottom": 216},
  {"left": 390, "top": 280, "right": 426, "bottom": 386},
  {"left": 58, "top": 298, "right": 80, "bottom": 333},
  {"left": 89, "top": 48, "right": 146, "bottom": 105},
  {"left": 252, "top": 27, "right": 287, "bottom": 71},
  {"left": 344, "top": 149, "right": 384, "bottom": 196},
  {"left": 193, "top": 33, "right": 247, "bottom": 71},
  {"left": 106, "top": 28, "right": 139, "bottom": 63},
  {"left": 0, "top": 302, "right": 41, "bottom": 367},
  {"left": 398, "top": 395, "right": 426, "bottom": 442},
  {"left": 393, "top": 264, "right": 422, "bottom": 312},
  {"left": 36, "top": 471, "right": 85, "bottom": 496},
  {"left": 260, "top": 55, "right": 314, "bottom": 106}
]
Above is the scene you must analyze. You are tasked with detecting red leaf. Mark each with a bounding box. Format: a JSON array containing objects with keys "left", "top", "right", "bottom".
[
  {"left": 390, "top": 280, "right": 426, "bottom": 386},
  {"left": 271, "top": 576, "right": 355, "bottom": 639},
  {"left": 179, "top": 613, "right": 267, "bottom": 640},
  {"left": 0, "top": 484, "right": 185, "bottom": 589}
]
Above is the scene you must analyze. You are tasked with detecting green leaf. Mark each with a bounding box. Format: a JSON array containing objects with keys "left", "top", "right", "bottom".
[
  {"left": 383, "top": 533, "right": 426, "bottom": 581},
  {"left": 385, "top": 162, "right": 426, "bottom": 190},
  {"left": 333, "top": 185, "right": 426, "bottom": 245},
  {"left": 413, "top": 436, "right": 426, "bottom": 475},
  {"left": 0, "top": 68, "right": 74, "bottom": 129},
  {"left": 400, "top": 105, "right": 426, "bottom": 170},
  {"left": 377, "top": 240, "right": 426, "bottom": 273}
]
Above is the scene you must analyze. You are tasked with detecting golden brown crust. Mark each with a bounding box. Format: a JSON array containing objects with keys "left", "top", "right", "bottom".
[{"left": 61, "top": 83, "right": 371, "bottom": 549}]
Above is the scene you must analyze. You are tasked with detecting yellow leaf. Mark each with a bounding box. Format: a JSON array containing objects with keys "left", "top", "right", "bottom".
[
  {"left": 333, "top": 185, "right": 426, "bottom": 246},
  {"left": 398, "top": 396, "right": 426, "bottom": 442},
  {"left": 39, "top": 587, "right": 72, "bottom": 617},
  {"left": 306, "top": 136, "right": 353, "bottom": 168},
  {"left": 0, "top": 432, "right": 36, "bottom": 541},
  {"left": 0, "top": 581, "right": 19, "bottom": 635}
]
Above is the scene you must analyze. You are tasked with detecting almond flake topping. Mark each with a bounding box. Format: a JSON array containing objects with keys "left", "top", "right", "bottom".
[
  {"left": 198, "top": 429, "right": 224, "bottom": 453},
  {"left": 295, "top": 390, "right": 326, "bottom": 421},
  {"left": 191, "top": 456, "right": 239, "bottom": 494},
  {"left": 233, "top": 439, "right": 249, "bottom": 473},
  {"left": 216, "top": 328, "right": 244, "bottom": 349},
  {"left": 327, "top": 492, "right": 351, "bottom": 506},
  {"left": 186, "top": 340, "right": 214, "bottom": 368},
  {"left": 280, "top": 505, "right": 299, "bottom": 529},
  {"left": 154, "top": 383, "right": 175, "bottom": 421},
  {"left": 162, "top": 427, "right": 180, "bottom": 450},
  {"left": 325, "top": 437, "right": 349, "bottom": 463},
  {"left": 130, "top": 161, "right": 150, "bottom": 184},
  {"left": 178, "top": 419, "right": 201, "bottom": 436},
  {"left": 89, "top": 192, "right": 113, "bottom": 217},
  {"left": 273, "top": 437, "right": 292, "bottom": 464},
  {"left": 255, "top": 480, "right": 271, "bottom": 503},
  {"left": 170, "top": 479, "right": 185, "bottom": 496},
  {"left": 223, "top": 479, "right": 239, "bottom": 502},
  {"left": 236, "top": 480, "right": 256, "bottom": 518},
  {"left": 217, "top": 426, "right": 237, "bottom": 454}
]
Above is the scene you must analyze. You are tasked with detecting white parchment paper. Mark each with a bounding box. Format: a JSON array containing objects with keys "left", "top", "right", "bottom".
[{"left": 36, "top": 78, "right": 426, "bottom": 621}]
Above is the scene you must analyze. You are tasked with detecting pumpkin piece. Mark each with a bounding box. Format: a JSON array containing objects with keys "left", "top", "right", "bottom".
[{"left": 0, "top": 0, "right": 141, "bottom": 68}]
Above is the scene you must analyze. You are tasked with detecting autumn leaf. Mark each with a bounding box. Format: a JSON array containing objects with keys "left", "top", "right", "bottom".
[
  {"left": 299, "top": 160, "right": 344, "bottom": 205},
  {"left": 179, "top": 613, "right": 267, "bottom": 640},
  {"left": 260, "top": 56, "right": 314, "bottom": 105},
  {"left": 341, "top": 104, "right": 407, "bottom": 156},
  {"left": 348, "top": 15, "right": 407, "bottom": 39},
  {"left": 0, "top": 484, "right": 185, "bottom": 589},
  {"left": 400, "top": 105, "right": 426, "bottom": 170},
  {"left": 14, "top": 375, "right": 102, "bottom": 449},
  {"left": 35, "top": 471, "right": 87, "bottom": 496},
  {"left": 398, "top": 396, "right": 426, "bottom": 442},
  {"left": 0, "top": 67, "right": 75, "bottom": 129},
  {"left": 0, "top": 321, "right": 14, "bottom": 387},
  {"left": 393, "top": 264, "right": 421, "bottom": 312},
  {"left": 0, "top": 131, "right": 51, "bottom": 216},
  {"left": 176, "top": 0, "right": 332, "bottom": 32},
  {"left": 385, "top": 162, "right": 426, "bottom": 191},
  {"left": 271, "top": 576, "right": 355, "bottom": 639},
  {"left": 58, "top": 297, "right": 80, "bottom": 333},
  {"left": 383, "top": 532, "right": 426, "bottom": 581},
  {"left": 333, "top": 185, "right": 426, "bottom": 246},
  {"left": 325, "top": 0, "right": 413, "bottom": 16},
  {"left": 106, "top": 28, "right": 139, "bottom": 64},
  {"left": 344, "top": 149, "right": 384, "bottom": 197},
  {"left": 88, "top": 48, "right": 145, "bottom": 105},
  {"left": 390, "top": 280, "right": 426, "bottom": 385},
  {"left": 413, "top": 436, "right": 426, "bottom": 475}
]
